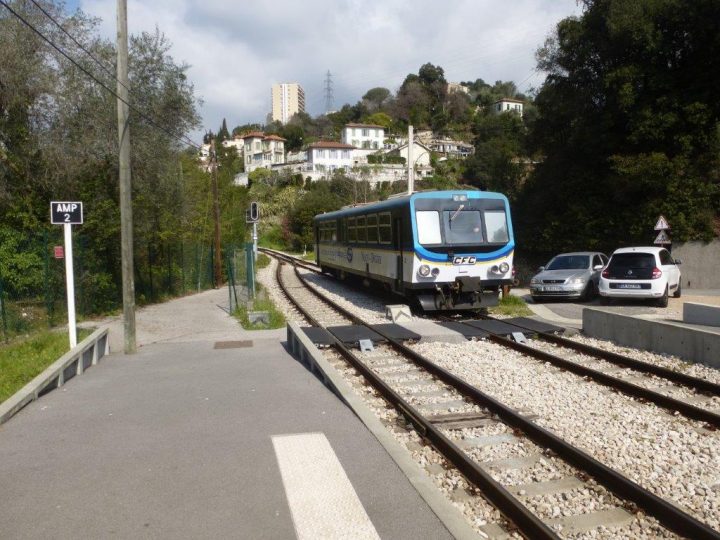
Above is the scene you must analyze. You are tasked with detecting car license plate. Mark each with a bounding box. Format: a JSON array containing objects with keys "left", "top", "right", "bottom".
[
  {"left": 617, "top": 283, "right": 641, "bottom": 289},
  {"left": 544, "top": 285, "right": 562, "bottom": 291}
]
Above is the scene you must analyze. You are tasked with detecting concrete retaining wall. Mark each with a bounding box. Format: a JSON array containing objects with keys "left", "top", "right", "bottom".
[
  {"left": 684, "top": 303, "right": 720, "bottom": 327},
  {"left": 583, "top": 308, "right": 720, "bottom": 369},
  {"left": 672, "top": 240, "right": 720, "bottom": 289},
  {"left": 0, "top": 327, "right": 109, "bottom": 424}
]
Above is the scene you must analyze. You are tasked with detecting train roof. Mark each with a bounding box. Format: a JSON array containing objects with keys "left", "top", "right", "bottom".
[{"left": 314, "top": 190, "right": 509, "bottom": 221}]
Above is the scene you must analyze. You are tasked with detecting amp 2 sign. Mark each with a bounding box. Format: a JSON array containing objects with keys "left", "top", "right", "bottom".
[{"left": 51, "top": 201, "right": 83, "bottom": 225}]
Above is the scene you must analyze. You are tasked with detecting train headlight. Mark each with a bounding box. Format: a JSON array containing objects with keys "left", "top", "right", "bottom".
[
  {"left": 418, "top": 265, "right": 431, "bottom": 277},
  {"left": 431, "top": 267, "right": 440, "bottom": 277},
  {"left": 499, "top": 262, "right": 510, "bottom": 274}
]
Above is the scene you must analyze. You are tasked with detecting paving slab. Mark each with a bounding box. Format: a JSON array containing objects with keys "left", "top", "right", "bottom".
[{"left": 0, "top": 338, "right": 452, "bottom": 540}]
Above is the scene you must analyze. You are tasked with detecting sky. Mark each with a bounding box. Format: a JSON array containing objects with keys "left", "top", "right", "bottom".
[{"left": 65, "top": 0, "right": 583, "bottom": 143}]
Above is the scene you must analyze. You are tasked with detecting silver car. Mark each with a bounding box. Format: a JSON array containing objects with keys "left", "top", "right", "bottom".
[{"left": 530, "top": 252, "right": 608, "bottom": 301}]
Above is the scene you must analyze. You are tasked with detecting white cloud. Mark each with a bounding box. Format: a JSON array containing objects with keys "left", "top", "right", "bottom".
[{"left": 78, "top": 0, "right": 582, "bottom": 140}]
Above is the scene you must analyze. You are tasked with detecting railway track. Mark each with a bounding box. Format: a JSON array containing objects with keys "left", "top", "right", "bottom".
[
  {"left": 265, "top": 252, "right": 720, "bottom": 540},
  {"left": 265, "top": 248, "right": 720, "bottom": 427}
]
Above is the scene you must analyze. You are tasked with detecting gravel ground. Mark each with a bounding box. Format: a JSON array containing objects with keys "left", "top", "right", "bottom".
[
  {"left": 256, "top": 256, "right": 410, "bottom": 324},
  {"left": 568, "top": 334, "right": 720, "bottom": 386},
  {"left": 299, "top": 269, "right": 407, "bottom": 324},
  {"left": 526, "top": 339, "right": 720, "bottom": 412},
  {"left": 411, "top": 339, "right": 720, "bottom": 531}
]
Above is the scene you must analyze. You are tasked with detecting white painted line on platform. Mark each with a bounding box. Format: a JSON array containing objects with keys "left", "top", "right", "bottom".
[{"left": 272, "top": 432, "right": 380, "bottom": 540}]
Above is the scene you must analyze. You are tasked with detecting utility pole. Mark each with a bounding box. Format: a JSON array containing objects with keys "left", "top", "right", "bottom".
[
  {"left": 116, "top": 0, "right": 136, "bottom": 354},
  {"left": 407, "top": 124, "right": 414, "bottom": 195},
  {"left": 210, "top": 138, "right": 222, "bottom": 287}
]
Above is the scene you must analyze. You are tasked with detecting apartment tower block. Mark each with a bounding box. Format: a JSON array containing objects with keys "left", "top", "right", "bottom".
[{"left": 271, "top": 83, "right": 305, "bottom": 124}]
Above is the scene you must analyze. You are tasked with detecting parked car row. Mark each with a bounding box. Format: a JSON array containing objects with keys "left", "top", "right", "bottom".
[{"left": 530, "top": 246, "right": 682, "bottom": 307}]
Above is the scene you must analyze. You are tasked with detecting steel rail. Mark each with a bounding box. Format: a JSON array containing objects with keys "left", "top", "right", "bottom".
[
  {"left": 486, "top": 333, "right": 720, "bottom": 428},
  {"left": 271, "top": 258, "right": 559, "bottom": 539},
  {"left": 260, "top": 247, "right": 321, "bottom": 274},
  {"left": 536, "top": 329, "right": 720, "bottom": 396},
  {"left": 288, "top": 263, "right": 720, "bottom": 540}
]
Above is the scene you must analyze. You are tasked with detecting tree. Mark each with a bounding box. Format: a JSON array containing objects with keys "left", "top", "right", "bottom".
[
  {"left": 521, "top": 0, "right": 720, "bottom": 253},
  {"left": 218, "top": 118, "right": 230, "bottom": 140},
  {"left": 362, "top": 87, "right": 391, "bottom": 110}
]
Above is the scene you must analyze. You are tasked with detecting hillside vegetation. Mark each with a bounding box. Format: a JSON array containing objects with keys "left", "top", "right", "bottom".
[{"left": 1, "top": 0, "right": 718, "bottom": 326}]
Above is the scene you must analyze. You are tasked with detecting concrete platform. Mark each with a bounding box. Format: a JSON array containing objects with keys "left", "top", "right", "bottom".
[{"left": 0, "top": 337, "right": 454, "bottom": 539}]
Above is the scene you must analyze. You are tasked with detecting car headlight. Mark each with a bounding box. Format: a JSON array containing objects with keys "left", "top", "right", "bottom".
[
  {"left": 418, "top": 264, "right": 431, "bottom": 277},
  {"left": 499, "top": 262, "right": 510, "bottom": 273},
  {"left": 569, "top": 277, "right": 586, "bottom": 285},
  {"left": 530, "top": 277, "right": 540, "bottom": 285}
]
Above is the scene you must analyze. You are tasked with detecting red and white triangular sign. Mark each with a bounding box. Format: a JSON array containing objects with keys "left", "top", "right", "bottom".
[
  {"left": 654, "top": 230, "right": 671, "bottom": 244},
  {"left": 654, "top": 215, "right": 670, "bottom": 230}
]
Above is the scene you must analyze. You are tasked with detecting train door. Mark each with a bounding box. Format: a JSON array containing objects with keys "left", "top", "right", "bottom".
[{"left": 393, "top": 217, "right": 403, "bottom": 292}]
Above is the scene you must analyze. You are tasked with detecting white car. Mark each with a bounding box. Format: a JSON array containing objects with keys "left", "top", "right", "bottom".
[{"left": 598, "top": 247, "right": 681, "bottom": 307}]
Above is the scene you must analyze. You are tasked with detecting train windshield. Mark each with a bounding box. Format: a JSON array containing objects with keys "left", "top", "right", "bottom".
[
  {"left": 443, "top": 210, "right": 483, "bottom": 244},
  {"left": 416, "top": 208, "right": 509, "bottom": 246}
]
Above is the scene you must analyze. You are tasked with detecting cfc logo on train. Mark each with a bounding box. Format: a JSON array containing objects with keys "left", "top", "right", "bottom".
[{"left": 452, "top": 256, "right": 476, "bottom": 265}]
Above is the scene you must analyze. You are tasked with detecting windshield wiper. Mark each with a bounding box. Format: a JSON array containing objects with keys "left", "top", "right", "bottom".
[{"left": 449, "top": 204, "right": 464, "bottom": 222}]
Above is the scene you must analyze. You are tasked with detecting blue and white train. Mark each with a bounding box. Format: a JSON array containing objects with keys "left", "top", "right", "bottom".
[{"left": 313, "top": 190, "right": 514, "bottom": 311}]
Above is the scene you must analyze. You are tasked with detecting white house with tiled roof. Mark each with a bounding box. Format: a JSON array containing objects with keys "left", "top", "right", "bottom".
[
  {"left": 492, "top": 98, "right": 524, "bottom": 117},
  {"left": 341, "top": 123, "right": 385, "bottom": 150},
  {"left": 307, "top": 141, "right": 355, "bottom": 174},
  {"left": 241, "top": 131, "right": 286, "bottom": 172}
]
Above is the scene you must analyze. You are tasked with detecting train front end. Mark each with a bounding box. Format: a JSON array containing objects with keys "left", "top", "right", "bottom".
[{"left": 409, "top": 191, "right": 514, "bottom": 311}]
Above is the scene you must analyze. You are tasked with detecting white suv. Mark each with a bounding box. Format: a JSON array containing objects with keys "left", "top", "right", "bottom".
[{"left": 598, "top": 247, "right": 681, "bottom": 307}]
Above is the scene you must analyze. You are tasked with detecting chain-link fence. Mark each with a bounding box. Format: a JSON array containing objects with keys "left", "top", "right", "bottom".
[
  {"left": 226, "top": 243, "right": 255, "bottom": 314},
  {"left": 0, "top": 228, "right": 217, "bottom": 342}
]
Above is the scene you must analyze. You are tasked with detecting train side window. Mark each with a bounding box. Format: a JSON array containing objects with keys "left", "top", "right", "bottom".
[
  {"left": 378, "top": 212, "right": 392, "bottom": 244},
  {"left": 329, "top": 220, "right": 337, "bottom": 242},
  {"left": 367, "top": 214, "right": 378, "bottom": 243},
  {"left": 357, "top": 215, "right": 367, "bottom": 242},
  {"left": 348, "top": 217, "right": 356, "bottom": 242}
]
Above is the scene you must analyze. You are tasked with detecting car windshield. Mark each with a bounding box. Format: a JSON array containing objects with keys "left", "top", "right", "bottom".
[{"left": 546, "top": 255, "right": 589, "bottom": 270}]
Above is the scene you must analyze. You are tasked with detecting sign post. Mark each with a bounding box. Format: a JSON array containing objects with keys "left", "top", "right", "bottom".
[
  {"left": 51, "top": 201, "right": 83, "bottom": 348},
  {"left": 653, "top": 215, "right": 671, "bottom": 252}
]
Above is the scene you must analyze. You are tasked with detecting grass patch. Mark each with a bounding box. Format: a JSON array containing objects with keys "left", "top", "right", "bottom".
[
  {"left": 234, "top": 286, "right": 286, "bottom": 330},
  {"left": 0, "top": 328, "right": 92, "bottom": 404},
  {"left": 489, "top": 293, "right": 533, "bottom": 317},
  {"left": 256, "top": 253, "right": 271, "bottom": 269}
]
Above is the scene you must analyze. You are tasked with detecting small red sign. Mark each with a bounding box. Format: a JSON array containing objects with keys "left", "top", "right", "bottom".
[{"left": 54, "top": 246, "right": 64, "bottom": 259}]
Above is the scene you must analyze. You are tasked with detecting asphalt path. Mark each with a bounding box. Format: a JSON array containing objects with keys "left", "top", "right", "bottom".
[{"left": 513, "top": 287, "right": 720, "bottom": 329}]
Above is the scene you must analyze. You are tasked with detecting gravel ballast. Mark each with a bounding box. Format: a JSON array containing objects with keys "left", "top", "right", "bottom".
[{"left": 412, "top": 339, "right": 720, "bottom": 531}]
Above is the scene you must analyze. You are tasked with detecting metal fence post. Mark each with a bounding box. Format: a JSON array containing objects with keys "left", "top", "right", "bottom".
[{"left": 245, "top": 242, "right": 255, "bottom": 299}]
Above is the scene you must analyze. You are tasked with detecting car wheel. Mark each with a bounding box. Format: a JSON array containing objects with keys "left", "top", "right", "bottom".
[
  {"left": 656, "top": 286, "right": 669, "bottom": 308},
  {"left": 673, "top": 281, "right": 682, "bottom": 298},
  {"left": 580, "top": 282, "right": 595, "bottom": 302}
]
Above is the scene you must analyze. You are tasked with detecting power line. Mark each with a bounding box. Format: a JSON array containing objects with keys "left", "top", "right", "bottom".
[
  {"left": 27, "top": 0, "right": 133, "bottom": 97},
  {"left": 0, "top": 0, "right": 202, "bottom": 150}
]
